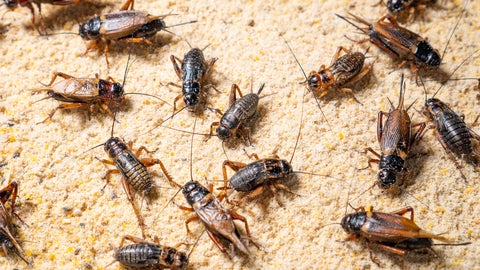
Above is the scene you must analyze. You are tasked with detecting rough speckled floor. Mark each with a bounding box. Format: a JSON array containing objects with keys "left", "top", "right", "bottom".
[{"left": 0, "top": 0, "right": 479, "bottom": 269}]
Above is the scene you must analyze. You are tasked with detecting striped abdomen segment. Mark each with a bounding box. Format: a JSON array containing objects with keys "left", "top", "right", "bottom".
[
  {"left": 440, "top": 112, "right": 472, "bottom": 158},
  {"left": 115, "top": 242, "right": 161, "bottom": 267},
  {"left": 220, "top": 93, "right": 259, "bottom": 130},
  {"left": 115, "top": 243, "right": 188, "bottom": 269},
  {"left": 115, "top": 151, "right": 152, "bottom": 192}
]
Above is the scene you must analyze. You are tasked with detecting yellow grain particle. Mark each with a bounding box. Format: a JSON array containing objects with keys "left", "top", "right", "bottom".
[
  {"left": 453, "top": 0, "right": 461, "bottom": 6},
  {"left": 435, "top": 207, "right": 446, "bottom": 214},
  {"left": 88, "top": 236, "right": 96, "bottom": 244},
  {"left": 8, "top": 135, "right": 16, "bottom": 142},
  {"left": 467, "top": 229, "right": 472, "bottom": 236},
  {"left": 73, "top": 259, "right": 79, "bottom": 267},
  {"left": 464, "top": 186, "right": 473, "bottom": 195},
  {"left": 325, "top": 143, "right": 334, "bottom": 150},
  {"left": 247, "top": 37, "right": 252, "bottom": 42},
  {"left": 36, "top": 197, "right": 42, "bottom": 204},
  {"left": 426, "top": 223, "right": 433, "bottom": 229},
  {"left": 122, "top": 224, "right": 128, "bottom": 230},
  {"left": 25, "top": 249, "right": 32, "bottom": 256},
  {"left": 6, "top": 110, "right": 13, "bottom": 116},
  {"left": 253, "top": 56, "right": 260, "bottom": 61},
  {"left": 45, "top": 144, "right": 49, "bottom": 150},
  {"left": 170, "top": 151, "right": 174, "bottom": 156},
  {"left": 48, "top": 253, "right": 56, "bottom": 260},
  {"left": 338, "top": 133, "right": 344, "bottom": 140},
  {"left": 218, "top": 105, "right": 224, "bottom": 111},
  {"left": 441, "top": 168, "right": 448, "bottom": 175},
  {"left": 67, "top": 246, "right": 74, "bottom": 253},
  {"left": 29, "top": 155, "right": 38, "bottom": 162}
]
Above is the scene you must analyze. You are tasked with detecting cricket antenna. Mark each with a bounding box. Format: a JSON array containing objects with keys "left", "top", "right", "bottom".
[
  {"left": 281, "top": 36, "right": 308, "bottom": 82},
  {"left": 419, "top": 75, "right": 428, "bottom": 105},
  {"left": 32, "top": 95, "right": 53, "bottom": 104},
  {"left": 318, "top": 222, "right": 342, "bottom": 230},
  {"left": 186, "top": 229, "right": 206, "bottom": 261},
  {"left": 155, "top": 112, "right": 195, "bottom": 216},
  {"left": 157, "top": 186, "right": 183, "bottom": 220},
  {"left": 292, "top": 171, "right": 342, "bottom": 182},
  {"left": 142, "top": 106, "right": 187, "bottom": 136},
  {"left": 289, "top": 83, "right": 305, "bottom": 165},
  {"left": 400, "top": 187, "right": 431, "bottom": 211},
  {"left": 433, "top": 242, "right": 472, "bottom": 247},
  {"left": 183, "top": 38, "right": 193, "bottom": 49},
  {"left": 163, "top": 20, "right": 198, "bottom": 36},
  {"left": 123, "top": 92, "right": 172, "bottom": 105},
  {"left": 347, "top": 182, "right": 375, "bottom": 210},
  {"left": 78, "top": 112, "right": 118, "bottom": 158},
  {"left": 153, "top": 125, "right": 211, "bottom": 137},
  {"left": 398, "top": 74, "right": 406, "bottom": 109},
  {"left": 334, "top": 13, "right": 369, "bottom": 35},
  {"left": 440, "top": 0, "right": 469, "bottom": 61},
  {"left": 190, "top": 117, "right": 198, "bottom": 182},
  {"left": 316, "top": 166, "right": 354, "bottom": 231},
  {"left": 344, "top": 166, "right": 358, "bottom": 217},
  {"left": 121, "top": 53, "right": 133, "bottom": 88},
  {"left": 111, "top": 112, "right": 117, "bottom": 137},
  {"left": 119, "top": 54, "right": 173, "bottom": 106},
  {"left": 432, "top": 48, "right": 480, "bottom": 98},
  {"left": 221, "top": 141, "right": 230, "bottom": 161},
  {"left": 78, "top": 142, "right": 105, "bottom": 157},
  {"left": 47, "top": 32, "right": 79, "bottom": 36},
  {"left": 166, "top": 20, "right": 198, "bottom": 29},
  {"left": 200, "top": 43, "right": 211, "bottom": 52},
  {"left": 282, "top": 36, "right": 334, "bottom": 134}
]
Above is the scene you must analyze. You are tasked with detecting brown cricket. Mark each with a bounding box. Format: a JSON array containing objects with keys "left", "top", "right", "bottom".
[
  {"left": 342, "top": 206, "right": 471, "bottom": 258},
  {"left": 364, "top": 74, "right": 426, "bottom": 189}
]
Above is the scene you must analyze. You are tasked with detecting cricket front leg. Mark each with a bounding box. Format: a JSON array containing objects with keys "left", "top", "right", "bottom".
[
  {"left": 170, "top": 55, "right": 183, "bottom": 79},
  {"left": 207, "top": 121, "right": 220, "bottom": 141}
]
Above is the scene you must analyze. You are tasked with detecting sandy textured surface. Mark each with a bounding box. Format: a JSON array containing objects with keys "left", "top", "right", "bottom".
[{"left": 0, "top": 0, "right": 479, "bottom": 269}]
